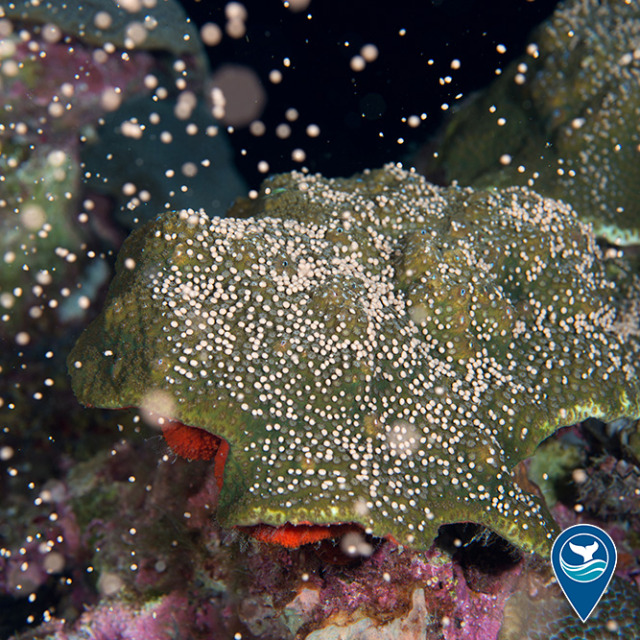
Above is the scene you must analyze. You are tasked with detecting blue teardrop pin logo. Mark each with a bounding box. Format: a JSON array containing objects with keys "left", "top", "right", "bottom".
[{"left": 550, "top": 524, "right": 617, "bottom": 622}]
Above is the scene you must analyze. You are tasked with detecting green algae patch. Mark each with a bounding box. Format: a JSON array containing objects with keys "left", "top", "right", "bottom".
[
  {"left": 431, "top": 0, "right": 640, "bottom": 246},
  {"left": 68, "top": 164, "right": 640, "bottom": 554}
]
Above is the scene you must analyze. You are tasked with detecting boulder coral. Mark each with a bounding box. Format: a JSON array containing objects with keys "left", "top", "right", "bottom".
[{"left": 68, "top": 164, "right": 640, "bottom": 555}]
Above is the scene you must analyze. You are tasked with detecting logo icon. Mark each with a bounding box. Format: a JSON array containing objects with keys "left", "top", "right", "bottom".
[{"left": 550, "top": 524, "right": 617, "bottom": 622}]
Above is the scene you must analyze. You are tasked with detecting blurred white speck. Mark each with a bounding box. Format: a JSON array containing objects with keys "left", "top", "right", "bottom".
[
  {"left": 98, "top": 572, "right": 124, "bottom": 596},
  {"left": 250, "top": 120, "right": 266, "bottom": 136},
  {"left": 201, "top": 22, "right": 222, "bottom": 46},
  {"left": 93, "top": 10, "right": 113, "bottom": 30},
  {"left": 340, "top": 531, "right": 373, "bottom": 557},
  {"left": 276, "top": 123, "right": 291, "bottom": 139},
  {"left": 361, "top": 44, "right": 378, "bottom": 62},
  {"left": 43, "top": 551, "right": 65, "bottom": 574},
  {"left": 0, "top": 446, "right": 14, "bottom": 461},
  {"left": 350, "top": 55, "right": 366, "bottom": 72},
  {"left": 100, "top": 87, "right": 122, "bottom": 111},
  {"left": 269, "top": 69, "right": 283, "bottom": 84},
  {"left": 15, "top": 332, "right": 30, "bottom": 346},
  {"left": 291, "top": 148, "right": 306, "bottom": 162},
  {"left": 283, "top": 0, "right": 311, "bottom": 11}
]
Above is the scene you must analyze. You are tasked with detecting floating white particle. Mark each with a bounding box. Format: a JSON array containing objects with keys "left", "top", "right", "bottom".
[
  {"left": 0, "top": 446, "right": 14, "bottom": 461},
  {"left": 122, "top": 182, "right": 137, "bottom": 196},
  {"left": 306, "top": 123, "right": 320, "bottom": 137},
  {"left": 100, "top": 87, "right": 123, "bottom": 111},
  {"left": 284, "top": 0, "right": 311, "bottom": 12},
  {"left": 361, "top": 44, "right": 379, "bottom": 63},
  {"left": 269, "top": 69, "right": 283, "bottom": 84},
  {"left": 350, "top": 55, "right": 366, "bottom": 72},
  {"left": 19, "top": 204, "right": 46, "bottom": 230},
  {"left": 98, "top": 572, "right": 124, "bottom": 595},
  {"left": 125, "top": 21, "right": 147, "bottom": 48},
  {"left": 201, "top": 22, "right": 223, "bottom": 46},
  {"left": 276, "top": 123, "right": 292, "bottom": 139},
  {"left": 42, "top": 23, "right": 62, "bottom": 44},
  {"left": 15, "top": 331, "right": 30, "bottom": 346},
  {"left": 291, "top": 148, "right": 306, "bottom": 162},
  {"left": 182, "top": 162, "right": 198, "bottom": 178},
  {"left": 93, "top": 10, "right": 113, "bottom": 30},
  {"left": 144, "top": 74, "right": 159, "bottom": 90}
]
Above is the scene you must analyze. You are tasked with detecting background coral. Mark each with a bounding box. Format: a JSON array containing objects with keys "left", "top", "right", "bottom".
[{"left": 429, "top": 0, "right": 640, "bottom": 245}]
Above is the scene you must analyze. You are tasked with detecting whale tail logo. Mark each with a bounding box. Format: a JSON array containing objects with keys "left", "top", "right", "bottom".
[
  {"left": 560, "top": 537, "right": 606, "bottom": 583},
  {"left": 569, "top": 540, "right": 599, "bottom": 562},
  {"left": 551, "top": 524, "right": 617, "bottom": 623}
]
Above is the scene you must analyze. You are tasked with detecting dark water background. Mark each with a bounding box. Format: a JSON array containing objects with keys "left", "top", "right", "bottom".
[{"left": 179, "top": 0, "right": 560, "bottom": 187}]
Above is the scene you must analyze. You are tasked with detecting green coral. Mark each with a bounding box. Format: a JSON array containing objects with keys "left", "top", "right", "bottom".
[
  {"left": 432, "top": 0, "right": 640, "bottom": 245},
  {"left": 68, "top": 164, "right": 640, "bottom": 554},
  {"left": 527, "top": 439, "right": 585, "bottom": 508},
  {"left": 0, "top": 141, "right": 89, "bottom": 332}
]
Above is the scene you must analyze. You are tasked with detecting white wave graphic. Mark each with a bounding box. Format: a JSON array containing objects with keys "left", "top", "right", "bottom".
[{"left": 559, "top": 556, "right": 607, "bottom": 583}]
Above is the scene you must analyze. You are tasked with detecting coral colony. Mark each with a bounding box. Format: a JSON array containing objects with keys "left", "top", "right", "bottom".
[
  {"left": 69, "top": 164, "right": 640, "bottom": 556},
  {"left": 1, "top": 0, "right": 640, "bottom": 639}
]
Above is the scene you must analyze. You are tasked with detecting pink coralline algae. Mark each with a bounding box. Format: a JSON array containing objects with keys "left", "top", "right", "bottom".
[
  {"left": 28, "top": 592, "right": 193, "bottom": 640},
  {"left": 300, "top": 544, "right": 522, "bottom": 640},
  {"left": 1, "top": 36, "right": 155, "bottom": 140}
]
